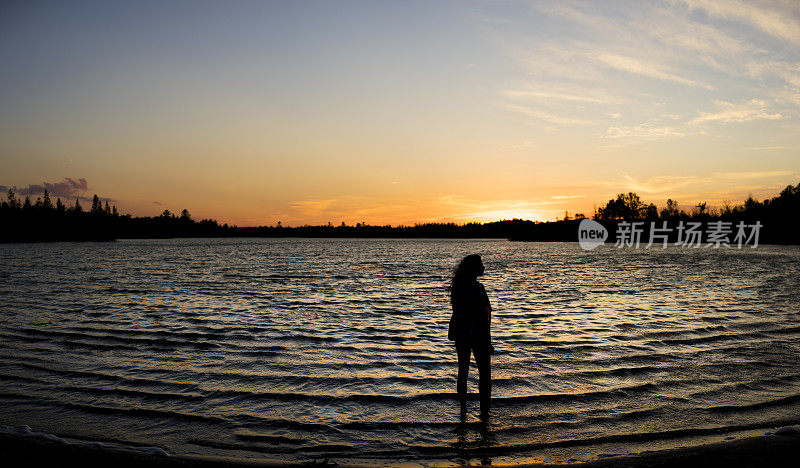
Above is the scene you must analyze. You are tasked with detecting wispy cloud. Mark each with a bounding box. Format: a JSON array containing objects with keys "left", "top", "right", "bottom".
[
  {"left": 501, "top": 89, "right": 604, "bottom": 103},
  {"left": 618, "top": 175, "right": 709, "bottom": 194},
  {"left": 500, "top": 102, "right": 596, "bottom": 126},
  {"left": 596, "top": 172, "right": 797, "bottom": 204},
  {"left": 678, "top": 0, "right": 800, "bottom": 45},
  {"left": 689, "top": 99, "right": 784, "bottom": 124},
  {"left": 605, "top": 124, "right": 686, "bottom": 140},
  {"left": 713, "top": 170, "right": 796, "bottom": 179},
  {"left": 289, "top": 198, "right": 340, "bottom": 214},
  {"left": 498, "top": 140, "right": 535, "bottom": 151},
  {"left": 746, "top": 145, "right": 796, "bottom": 150},
  {"left": 594, "top": 53, "right": 712, "bottom": 89}
]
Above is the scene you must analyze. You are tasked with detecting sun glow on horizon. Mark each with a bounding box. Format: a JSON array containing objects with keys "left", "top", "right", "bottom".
[{"left": 453, "top": 210, "right": 551, "bottom": 224}]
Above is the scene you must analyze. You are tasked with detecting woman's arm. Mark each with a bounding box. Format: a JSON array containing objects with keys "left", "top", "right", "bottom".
[{"left": 479, "top": 283, "right": 491, "bottom": 319}]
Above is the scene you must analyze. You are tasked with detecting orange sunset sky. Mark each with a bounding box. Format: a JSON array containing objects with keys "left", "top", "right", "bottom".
[{"left": 2, "top": 1, "right": 799, "bottom": 226}]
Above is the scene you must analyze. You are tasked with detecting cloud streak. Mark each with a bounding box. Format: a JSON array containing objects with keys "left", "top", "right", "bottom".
[
  {"left": 605, "top": 124, "right": 686, "bottom": 140},
  {"left": 618, "top": 175, "right": 709, "bottom": 194},
  {"left": 2, "top": 178, "right": 90, "bottom": 198},
  {"left": 500, "top": 103, "right": 596, "bottom": 126},
  {"left": 678, "top": 0, "right": 800, "bottom": 45},
  {"left": 595, "top": 53, "right": 712, "bottom": 89},
  {"left": 0, "top": 178, "right": 116, "bottom": 203},
  {"left": 713, "top": 170, "right": 796, "bottom": 180},
  {"left": 689, "top": 99, "right": 784, "bottom": 124}
]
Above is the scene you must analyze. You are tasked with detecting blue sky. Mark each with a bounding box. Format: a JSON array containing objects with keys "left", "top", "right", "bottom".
[{"left": 1, "top": 0, "right": 798, "bottom": 225}]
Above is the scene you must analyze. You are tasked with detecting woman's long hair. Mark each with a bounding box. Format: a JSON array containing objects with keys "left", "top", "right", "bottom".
[{"left": 449, "top": 254, "right": 482, "bottom": 306}]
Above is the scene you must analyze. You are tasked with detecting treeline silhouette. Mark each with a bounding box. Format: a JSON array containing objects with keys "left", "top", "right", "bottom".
[
  {"left": 0, "top": 190, "right": 230, "bottom": 242},
  {"left": 509, "top": 182, "right": 800, "bottom": 245},
  {"left": 2, "top": 182, "right": 799, "bottom": 244}
]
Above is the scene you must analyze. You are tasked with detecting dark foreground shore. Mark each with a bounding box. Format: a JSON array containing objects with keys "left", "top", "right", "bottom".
[{"left": 2, "top": 431, "right": 798, "bottom": 468}]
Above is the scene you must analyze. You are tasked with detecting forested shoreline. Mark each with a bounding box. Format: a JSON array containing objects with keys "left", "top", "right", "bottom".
[{"left": 1, "top": 183, "right": 798, "bottom": 244}]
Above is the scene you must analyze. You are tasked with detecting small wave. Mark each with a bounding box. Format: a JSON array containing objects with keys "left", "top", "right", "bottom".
[
  {"left": 764, "top": 325, "right": 800, "bottom": 336},
  {"left": 208, "top": 382, "right": 660, "bottom": 406},
  {"left": 10, "top": 327, "right": 221, "bottom": 350},
  {"left": 0, "top": 391, "right": 37, "bottom": 400},
  {"left": 207, "top": 389, "right": 451, "bottom": 404},
  {"left": 234, "top": 431, "right": 306, "bottom": 444},
  {"left": 186, "top": 438, "right": 294, "bottom": 454},
  {"left": 237, "top": 349, "right": 281, "bottom": 357},
  {"left": 338, "top": 420, "right": 456, "bottom": 430},
  {"left": 661, "top": 333, "right": 757, "bottom": 346},
  {"left": 230, "top": 415, "right": 339, "bottom": 433},
  {"left": 64, "top": 402, "right": 223, "bottom": 423},
  {"left": 102, "top": 287, "right": 152, "bottom": 294},
  {"left": 499, "top": 382, "right": 658, "bottom": 404},
  {"left": 298, "top": 443, "right": 355, "bottom": 453},
  {"left": 584, "top": 407, "right": 659, "bottom": 424},
  {"left": 404, "top": 418, "right": 800, "bottom": 456},
  {"left": 6, "top": 360, "right": 201, "bottom": 392},
  {"left": 641, "top": 326, "right": 727, "bottom": 340},
  {"left": 355, "top": 335, "right": 407, "bottom": 343},
  {"left": 0, "top": 425, "right": 171, "bottom": 457},
  {"left": 66, "top": 325, "right": 229, "bottom": 341},
  {"left": 59, "top": 385, "right": 204, "bottom": 402},
  {"left": 706, "top": 394, "right": 800, "bottom": 413},
  {"left": 0, "top": 372, "right": 43, "bottom": 385},
  {"left": 575, "top": 365, "right": 659, "bottom": 377},
  {"left": 282, "top": 334, "right": 338, "bottom": 343}
]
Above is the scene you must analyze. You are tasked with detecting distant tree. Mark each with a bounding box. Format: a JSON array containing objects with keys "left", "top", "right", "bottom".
[
  {"left": 180, "top": 208, "right": 191, "bottom": 220},
  {"left": 597, "top": 192, "right": 645, "bottom": 220},
  {"left": 721, "top": 199, "right": 733, "bottom": 216},
  {"left": 91, "top": 194, "right": 102, "bottom": 214},
  {"left": 693, "top": 201, "right": 708, "bottom": 217},
  {"left": 7, "top": 189, "right": 20, "bottom": 209},
  {"left": 23, "top": 195, "right": 32, "bottom": 211},
  {"left": 161, "top": 209, "right": 172, "bottom": 218},
  {"left": 743, "top": 194, "right": 761, "bottom": 212},
  {"left": 43, "top": 189, "right": 53, "bottom": 210},
  {"left": 767, "top": 184, "right": 800, "bottom": 215},
  {"left": 660, "top": 199, "right": 679, "bottom": 219},
  {"left": 73, "top": 198, "right": 83, "bottom": 213},
  {"left": 644, "top": 203, "right": 658, "bottom": 220},
  {"left": 34, "top": 197, "right": 43, "bottom": 209},
  {"left": 56, "top": 197, "right": 65, "bottom": 213},
  {"left": 112, "top": 205, "right": 118, "bottom": 216},
  {"left": 104, "top": 201, "right": 111, "bottom": 215}
]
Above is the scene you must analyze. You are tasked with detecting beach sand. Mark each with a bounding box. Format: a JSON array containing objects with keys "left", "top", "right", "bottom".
[{"left": 2, "top": 431, "right": 798, "bottom": 468}]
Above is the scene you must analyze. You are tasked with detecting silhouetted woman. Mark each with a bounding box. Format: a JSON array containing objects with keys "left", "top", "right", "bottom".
[{"left": 448, "top": 254, "right": 492, "bottom": 419}]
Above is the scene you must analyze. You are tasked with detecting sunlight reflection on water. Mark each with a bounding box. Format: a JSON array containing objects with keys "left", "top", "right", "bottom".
[{"left": 0, "top": 239, "right": 799, "bottom": 462}]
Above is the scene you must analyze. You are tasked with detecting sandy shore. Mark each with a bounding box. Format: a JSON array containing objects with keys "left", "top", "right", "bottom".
[{"left": 2, "top": 431, "right": 798, "bottom": 468}]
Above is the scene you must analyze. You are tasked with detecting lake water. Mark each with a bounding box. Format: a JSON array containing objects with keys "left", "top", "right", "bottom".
[{"left": 1, "top": 238, "right": 799, "bottom": 464}]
